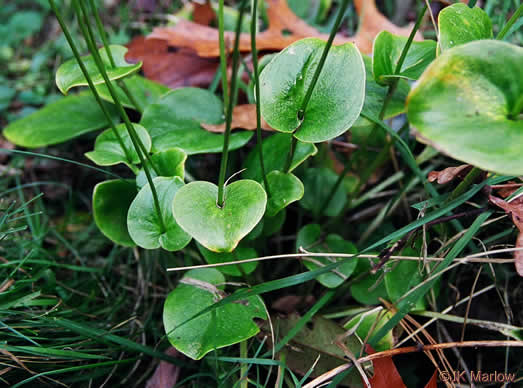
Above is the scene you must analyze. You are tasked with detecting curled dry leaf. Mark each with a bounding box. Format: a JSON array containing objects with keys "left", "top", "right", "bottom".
[
  {"left": 427, "top": 164, "right": 472, "bottom": 184},
  {"left": 201, "top": 104, "right": 274, "bottom": 132},
  {"left": 489, "top": 195, "right": 523, "bottom": 277},
  {"left": 145, "top": 347, "right": 182, "bottom": 388}
]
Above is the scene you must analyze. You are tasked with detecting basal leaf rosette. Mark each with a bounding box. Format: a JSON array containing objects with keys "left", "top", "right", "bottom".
[{"left": 407, "top": 40, "right": 523, "bottom": 176}]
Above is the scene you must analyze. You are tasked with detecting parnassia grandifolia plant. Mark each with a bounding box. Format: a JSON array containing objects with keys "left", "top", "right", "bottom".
[{"left": 4, "top": 0, "right": 522, "bottom": 374}]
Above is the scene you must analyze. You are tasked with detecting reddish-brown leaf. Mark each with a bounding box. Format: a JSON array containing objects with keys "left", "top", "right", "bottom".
[
  {"left": 428, "top": 164, "right": 472, "bottom": 184},
  {"left": 200, "top": 104, "right": 274, "bottom": 132},
  {"left": 489, "top": 195, "right": 523, "bottom": 276},
  {"left": 424, "top": 370, "right": 438, "bottom": 388},
  {"left": 365, "top": 345, "right": 406, "bottom": 388},
  {"left": 125, "top": 37, "right": 219, "bottom": 89},
  {"left": 145, "top": 347, "right": 182, "bottom": 388}
]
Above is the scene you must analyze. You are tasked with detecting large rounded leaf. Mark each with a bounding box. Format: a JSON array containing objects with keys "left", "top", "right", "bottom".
[
  {"left": 172, "top": 180, "right": 267, "bottom": 252},
  {"left": 56, "top": 45, "right": 142, "bottom": 94},
  {"left": 93, "top": 179, "right": 137, "bottom": 247},
  {"left": 136, "top": 148, "right": 187, "bottom": 188},
  {"left": 197, "top": 243, "right": 258, "bottom": 277},
  {"left": 300, "top": 167, "right": 347, "bottom": 217},
  {"left": 438, "top": 3, "right": 492, "bottom": 52},
  {"left": 3, "top": 93, "right": 118, "bottom": 148},
  {"left": 265, "top": 171, "right": 304, "bottom": 217},
  {"left": 243, "top": 133, "right": 317, "bottom": 182},
  {"left": 260, "top": 38, "right": 365, "bottom": 143},
  {"left": 85, "top": 123, "right": 151, "bottom": 168},
  {"left": 296, "top": 224, "right": 358, "bottom": 288},
  {"left": 372, "top": 31, "right": 436, "bottom": 85},
  {"left": 407, "top": 40, "right": 523, "bottom": 175},
  {"left": 163, "top": 268, "right": 267, "bottom": 360},
  {"left": 95, "top": 75, "right": 170, "bottom": 110},
  {"left": 127, "top": 177, "right": 191, "bottom": 251},
  {"left": 140, "top": 88, "right": 252, "bottom": 154}
]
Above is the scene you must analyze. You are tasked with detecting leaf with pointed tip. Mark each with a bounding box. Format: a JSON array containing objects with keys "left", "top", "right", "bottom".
[
  {"left": 3, "top": 92, "right": 118, "bottom": 148},
  {"left": 93, "top": 179, "right": 137, "bottom": 247},
  {"left": 438, "top": 3, "right": 492, "bottom": 52},
  {"left": 56, "top": 45, "right": 142, "bottom": 94},
  {"left": 408, "top": 40, "right": 523, "bottom": 176},
  {"left": 197, "top": 243, "right": 258, "bottom": 276},
  {"left": 372, "top": 30, "right": 436, "bottom": 85},
  {"left": 265, "top": 171, "right": 304, "bottom": 217},
  {"left": 243, "top": 133, "right": 317, "bottom": 182},
  {"left": 297, "top": 224, "right": 358, "bottom": 288},
  {"left": 163, "top": 268, "right": 267, "bottom": 360},
  {"left": 300, "top": 167, "right": 347, "bottom": 217},
  {"left": 85, "top": 123, "right": 151, "bottom": 169},
  {"left": 128, "top": 177, "right": 191, "bottom": 251},
  {"left": 136, "top": 148, "right": 187, "bottom": 188},
  {"left": 95, "top": 75, "right": 170, "bottom": 110},
  {"left": 140, "top": 87, "right": 252, "bottom": 154},
  {"left": 172, "top": 180, "right": 267, "bottom": 252},
  {"left": 260, "top": 38, "right": 365, "bottom": 143}
]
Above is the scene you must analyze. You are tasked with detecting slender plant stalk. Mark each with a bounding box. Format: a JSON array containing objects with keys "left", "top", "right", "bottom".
[
  {"left": 87, "top": 0, "right": 144, "bottom": 113},
  {"left": 251, "top": 0, "right": 270, "bottom": 195},
  {"left": 240, "top": 340, "right": 248, "bottom": 388},
  {"left": 216, "top": 0, "right": 247, "bottom": 207},
  {"left": 72, "top": 0, "right": 166, "bottom": 232},
  {"left": 47, "top": 0, "right": 132, "bottom": 164},
  {"left": 496, "top": 4, "right": 523, "bottom": 40},
  {"left": 448, "top": 167, "right": 482, "bottom": 203},
  {"left": 78, "top": 0, "right": 154, "bottom": 171},
  {"left": 217, "top": 0, "right": 229, "bottom": 110},
  {"left": 284, "top": 0, "right": 350, "bottom": 171},
  {"left": 283, "top": 137, "right": 298, "bottom": 173}
]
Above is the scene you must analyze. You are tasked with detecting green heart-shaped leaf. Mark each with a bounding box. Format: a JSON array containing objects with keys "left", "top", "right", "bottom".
[
  {"left": 172, "top": 180, "right": 267, "bottom": 252},
  {"left": 95, "top": 75, "right": 170, "bottom": 110},
  {"left": 128, "top": 177, "right": 191, "bottom": 251},
  {"left": 93, "top": 179, "right": 137, "bottom": 247},
  {"left": 344, "top": 310, "right": 394, "bottom": 351},
  {"left": 265, "top": 171, "right": 304, "bottom": 217},
  {"left": 384, "top": 260, "right": 424, "bottom": 306},
  {"left": 243, "top": 133, "right": 317, "bottom": 182},
  {"left": 360, "top": 55, "right": 410, "bottom": 119},
  {"left": 140, "top": 87, "right": 252, "bottom": 154},
  {"left": 407, "top": 40, "right": 523, "bottom": 175},
  {"left": 297, "top": 224, "right": 357, "bottom": 288},
  {"left": 85, "top": 123, "right": 151, "bottom": 169},
  {"left": 136, "top": 148, "right": 187, "bottom": 188},
  {"left": 350, "top": 259, "right": 388, "bottom": 305},
  {"left": 163, "top": 268, "right": 267, "bottom": 360},
  {"left": 260, "top": 38, "right": 365, "bottom": 143},
  {"left": 3, "top": 92, "right": 118, "bottom": 148},
  {"left": 56, "top": 45, "right": 142, "bottom": 94},
  {"left": 372, "top": 30, "right": 436, "bottom": 85},
  {"left": 300, "top": 167, "right": 347, "bottom": 217},
  {"left": 438, "top": 3, "right": 492, "bottom": 52},
  {"left": 197, "top": 243, "right": 258, "bottom": 277}
]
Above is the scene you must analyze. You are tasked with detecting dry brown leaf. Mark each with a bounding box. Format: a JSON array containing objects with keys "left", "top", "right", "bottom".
[
  {"left": 125, "top": 37, "right": 219, "bottom": 89},
  {"left": 148, "top": 0, "right": 421, "bottom": 57},
  {"left": 489, "top": 195, "right": 523, "bottom": 277},
  {"left": 427, "top": 164, "right": 472, "bottom": 184},
  {"left": 201, "top": 104, "right": 274, "bottom": 132},
  {"left": 145, "top": 347, "right": 183, "bottom": 388}
]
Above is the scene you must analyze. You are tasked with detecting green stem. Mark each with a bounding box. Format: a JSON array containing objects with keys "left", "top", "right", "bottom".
[
  {"left": 284, "top": 136, "right": 298, "bottom": 173},
  {"left": 216, "top": 0, "right": 247, "bottom": 207},
  {"left": 240, "top": 340, "right": 248, "bottom": 388},
  {"left": 496, "top": 4, "right": 523, "bottom": 40},
  {"left": 87, "top": 0, "right": 144, "bottom": 113},
  {"left": 297, "top": 0, "right": 350, "bottom": 118},
  {"left": 48, "top": 0, "right": 132, "bottom": 165},
  {"left": 76, "top": 0, "right": 158, "bottom": 175},
  {"left": 448, "top": 167, "right": 482, "bottom": 203},
  {"left": 72, "top": 0, "right": 166, "bottom": 232},
  {"left": 393, "top": 4, "right": 427, "bottom": 76},
  {"left": 217, "top": 0, "right": 229, "bottom": 110},
  {"left": 251, "top": 0, "right": 270, "bottom": 196}
]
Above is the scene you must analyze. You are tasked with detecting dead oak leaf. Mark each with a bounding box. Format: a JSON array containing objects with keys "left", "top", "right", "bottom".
[
  {"left": 201, "top": 104, "right": 274, "bottom": 132},
  {"left": 428, "top": 164, "right": 472, "bottom": 184},
  {"left": 489, "top": 195, "right": 523, "bottom": 277}
]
